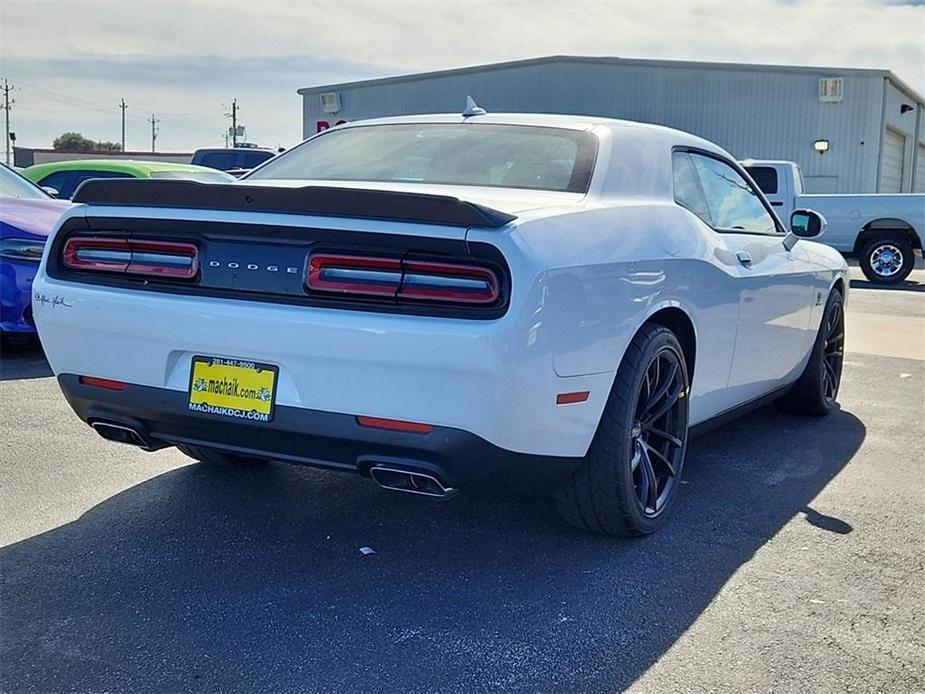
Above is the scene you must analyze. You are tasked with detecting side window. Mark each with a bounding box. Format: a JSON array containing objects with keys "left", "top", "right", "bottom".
[
  {"left": 745, "top": 166, "right": 778, "bottom": 195},
  {"left": 672, "top": 152, "right": 711, "bottom": 224},
  {"left": 690, "top": 155, "right": 778, "bottom": 235}
]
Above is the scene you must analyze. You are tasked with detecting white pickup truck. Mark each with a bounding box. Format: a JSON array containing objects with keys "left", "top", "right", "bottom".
[{"left": 742, "top": 160, "right": 924, "bottom": 284}]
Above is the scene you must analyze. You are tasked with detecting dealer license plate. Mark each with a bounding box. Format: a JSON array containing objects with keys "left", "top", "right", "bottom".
[{"left": 188, "top": 356, "right": 278, "bottom": 422}]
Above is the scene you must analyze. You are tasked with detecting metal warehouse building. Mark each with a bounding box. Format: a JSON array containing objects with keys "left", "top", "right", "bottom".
[{"left": 299, "top": 55, "right": 925, "bottom": 194}]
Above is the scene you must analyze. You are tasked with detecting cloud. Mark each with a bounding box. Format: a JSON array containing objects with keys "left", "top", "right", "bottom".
[{"left": 1, "top": 0, "right": 922, "bottom": 150}]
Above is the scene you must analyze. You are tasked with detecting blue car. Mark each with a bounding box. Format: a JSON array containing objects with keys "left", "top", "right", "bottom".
[{"left": 1, "top": 164, "right": 72, "bottom": 340}]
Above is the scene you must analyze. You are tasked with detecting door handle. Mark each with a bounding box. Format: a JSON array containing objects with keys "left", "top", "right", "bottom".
[{"left": 736, "top": 251, "right": 753, "bottom": 266}]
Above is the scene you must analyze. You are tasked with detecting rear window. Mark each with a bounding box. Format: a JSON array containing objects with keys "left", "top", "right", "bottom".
[
  {"left": 746, "top": 166, "right": 778, "bottom": 194},
  {"left": 247, "top": 123, "right": 597, "bottom": 193}
]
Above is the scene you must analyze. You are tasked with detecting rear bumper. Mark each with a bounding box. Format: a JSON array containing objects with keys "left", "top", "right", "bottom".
[
  {"left": 34, "top": 271, "right": 613, "bottom": 457},
  {"left": 59, "top": 375, "right": 579, "bottom": 485}
]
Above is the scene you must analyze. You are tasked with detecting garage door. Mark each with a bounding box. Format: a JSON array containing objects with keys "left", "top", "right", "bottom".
[
  {"left": 878, "top": 128, "right": 906, "bottom": 193},
  {"left": 914, "top": 143, "right": 925, "bottom": 194}
]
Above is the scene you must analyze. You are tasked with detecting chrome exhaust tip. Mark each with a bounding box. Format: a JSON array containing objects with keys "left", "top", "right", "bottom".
[
  {"left": 90, "top": 421, "right": 150, "bottom": 449},
  {"left": 369, "top": 465, "right": 457, "bottom": 499}
]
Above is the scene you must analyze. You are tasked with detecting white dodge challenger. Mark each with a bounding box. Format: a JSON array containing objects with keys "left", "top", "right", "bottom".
[{"left": 32, "top": 112, "right": 848, "bottom": 536}]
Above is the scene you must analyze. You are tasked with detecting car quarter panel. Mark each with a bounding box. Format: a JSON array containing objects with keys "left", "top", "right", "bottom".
[{"left": 471, "top": 201, "right": 745, "bottom": 427}]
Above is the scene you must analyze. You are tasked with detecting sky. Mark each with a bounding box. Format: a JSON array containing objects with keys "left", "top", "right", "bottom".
[{"left": 1, "top": 0, "right": 923, "bottom": 152}]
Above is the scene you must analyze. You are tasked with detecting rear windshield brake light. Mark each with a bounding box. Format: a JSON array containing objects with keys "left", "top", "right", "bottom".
[{"left": 62, "top": 237, "right": 199, "bottom": 279}]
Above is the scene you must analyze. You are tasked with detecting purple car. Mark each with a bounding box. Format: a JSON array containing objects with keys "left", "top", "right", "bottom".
[{"left": 1, "top": 165, "right": 72, "bottom": 339}]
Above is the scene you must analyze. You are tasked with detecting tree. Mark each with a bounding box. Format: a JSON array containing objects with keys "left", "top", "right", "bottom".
[
  {"left": 53, "top": 132, "right": 96, "bottom": 151},
  {"left": 52, "top": 133, "right": 122, "bottom": 152}
]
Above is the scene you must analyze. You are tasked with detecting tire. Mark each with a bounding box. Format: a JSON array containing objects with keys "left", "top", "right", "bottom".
[
  {"left": 777, "top": 289, "right": 844, "bottom": 416},
  {"left": 859, "top": 236, "right": 914, "bottom": 285},
  {"left": 176, "top": 444, "right": 270, "bottom": 467},
  {"left": 556, "top": 324, "right": 690, "bottom": 537}
]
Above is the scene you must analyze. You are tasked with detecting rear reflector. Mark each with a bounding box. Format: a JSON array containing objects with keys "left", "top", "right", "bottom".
[
  {"left": 78, "top": 376, "right": 128, "bottom": 391},
  {"left": 63, "top": 237, "right": 199, "bottom": 279},
  {"left": 556, "top": 391, "right": 589, "bottom": 405},
  {"left": 356, "top": 416, "right": 433, "bottom": 434},
  {"left": 307, "top": 253, "right": 499, "bottom": 305}
]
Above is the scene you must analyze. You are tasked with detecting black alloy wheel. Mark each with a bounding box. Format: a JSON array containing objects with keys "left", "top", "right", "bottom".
[
  {"left": 821, "top": 295, "right": 845, "bottom": 406},
  {"left": 631, "top": 348, "right": 687, "bottom": 518}
]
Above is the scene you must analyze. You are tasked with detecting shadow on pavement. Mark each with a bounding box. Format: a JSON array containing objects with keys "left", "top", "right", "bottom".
[
  {"left": 0, "top": 340, "right": 53, "bottom": 381},
  {"left": 849, "top": 278, "right": 924, "bottom": 292},
  {"left": 0, "top": 406, "right": 865, "bottom": 692}
]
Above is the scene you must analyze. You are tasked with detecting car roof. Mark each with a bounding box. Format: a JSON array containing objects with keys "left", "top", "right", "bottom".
[{"left": 24, "top": 160, "right": 216, "bottom": 177}]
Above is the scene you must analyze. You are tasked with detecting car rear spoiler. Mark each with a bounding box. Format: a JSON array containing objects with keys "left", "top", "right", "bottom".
[{"left": 71, "top": 179, "right": 517, "bottom": 229}]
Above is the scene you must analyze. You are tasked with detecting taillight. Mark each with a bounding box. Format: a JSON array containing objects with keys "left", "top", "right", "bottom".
[
  {"left": 62, "top": 237, "right": 199, "bottom": 279},
  {"left": 307, "top": 254, "right": 402, "bottom": 297},
  {"left": 400, "top": 259, "right": 498, "bottom": 304},
  {"left": 306, "top": 253, "right": 500, "bottom": 305}
]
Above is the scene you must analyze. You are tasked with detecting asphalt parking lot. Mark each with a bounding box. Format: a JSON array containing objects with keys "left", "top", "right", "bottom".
[{"left": 1, "top": 260, "right": 923, "bottom": 693}]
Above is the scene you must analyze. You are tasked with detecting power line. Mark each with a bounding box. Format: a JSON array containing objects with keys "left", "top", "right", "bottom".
[{"left": 15, "top": 80, "right": 219, "bottom": 137}]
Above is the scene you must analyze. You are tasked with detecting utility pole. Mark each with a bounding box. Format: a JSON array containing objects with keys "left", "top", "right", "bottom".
[
  {"left": 147, "top": 114, "right": 159, "bottom": 153},
  {"left": 2, "top": 79, "right": 13, "bottom": 166},
  {"left": 119, "top": 98, "right": 127, "bottom": 152},
  {"left": 224, "top": 98, "right": 238, "bottom": 147}
]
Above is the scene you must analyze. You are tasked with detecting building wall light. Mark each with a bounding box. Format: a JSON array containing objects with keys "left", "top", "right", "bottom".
[{"left": 813, "top": 139, "right": 830, "bottom": 154}]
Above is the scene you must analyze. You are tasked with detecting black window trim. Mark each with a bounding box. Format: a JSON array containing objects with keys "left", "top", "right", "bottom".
[{"left": 671, "top": 146, "right": 785, "bottom": 237}]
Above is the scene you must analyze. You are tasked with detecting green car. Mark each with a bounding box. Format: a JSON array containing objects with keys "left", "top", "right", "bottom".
[{"left": 23, "top": 160, "right": 235, "bottom": 199}]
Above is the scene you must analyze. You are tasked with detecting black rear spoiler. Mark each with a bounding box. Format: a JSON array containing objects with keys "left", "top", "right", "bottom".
[{"left": 72, "top": 179, "right": 517, "bottom": 229}]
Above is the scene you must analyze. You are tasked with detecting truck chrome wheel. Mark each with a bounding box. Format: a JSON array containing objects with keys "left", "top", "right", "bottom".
[
  {"left": 869, "top": 244, "right": 904, "bottom": 278},
  {"left": 631, "top": 348, "right": 687, "bottom": 518}
]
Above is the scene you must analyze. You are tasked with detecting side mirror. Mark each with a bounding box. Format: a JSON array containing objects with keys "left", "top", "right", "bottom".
[
  {"left": 41, "top": 186, "right": 60, "bottom": 197},
  {"left": 784, "top": 209, "right": 827, "bottom": 250}
]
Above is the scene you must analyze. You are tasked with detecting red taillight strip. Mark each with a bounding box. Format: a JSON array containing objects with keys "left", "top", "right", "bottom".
[
  {"left": 62, "top": 237, "right": 199, "bottom": 279},
  {"left": 127, "top": 240, "right": 200, "bottom": 278},
  {"left": 63, "top": 237, "right": 132, "bottom": 272},
  {"left": 306, "top": 253, "right": 500, "bottom": 305},
  {"left": 356, "top": 415, "right": 433, "bottom": 434},
  {"left": 400, "top": 259, "right": 499, "bottom": 304},
  {"left": 307, "top": 253, "right": 402, "bottom": 297},
  {"left": 78, "top": 376, "right": 128, "bottom": 391}
]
